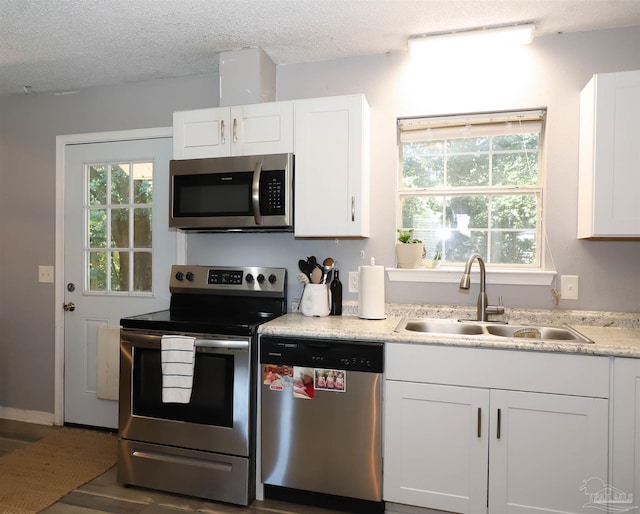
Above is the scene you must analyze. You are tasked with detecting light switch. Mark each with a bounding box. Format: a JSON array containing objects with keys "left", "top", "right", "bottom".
[
  {"left": 561, "top": 275, "right": 579, "bottom": 300},
  {"left": 39, "top": 265, "right": 54, "bottom": 283}
]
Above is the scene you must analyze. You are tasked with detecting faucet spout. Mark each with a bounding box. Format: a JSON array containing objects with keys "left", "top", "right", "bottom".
[{"left": 459, "top": 253, "right": 500, "bottom": 322}]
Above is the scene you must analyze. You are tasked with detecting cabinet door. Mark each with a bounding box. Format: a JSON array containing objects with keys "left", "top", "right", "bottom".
[
  {"left": 294, "top": 95, "right": 370, "bottom": 237},
  {"left": 384, "top": 381, "right": 489, "bottom": 513},
  {"left": 578, "top": 70, "right": 640, "bottom": 238},
  {"left": 489, "top": 390, "right": 608, "bottom": 514},
  {"left": 611, "top": 358, "right": 640, "bottom": 506},
  {"left": 230, "top": 101, "right": 294, "bottom": 156},
  {"left": 173, "top": 107, "right": 230, "bottom": 159}
]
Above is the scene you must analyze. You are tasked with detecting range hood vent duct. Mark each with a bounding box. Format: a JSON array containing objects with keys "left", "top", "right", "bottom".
[{"left": 219, "top": 48, "right": 276, "bottom": 107}]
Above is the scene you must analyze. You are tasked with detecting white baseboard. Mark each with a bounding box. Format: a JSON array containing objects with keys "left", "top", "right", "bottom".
[{"left": 0, "top": 406, "right": 55, "bottom": 425}]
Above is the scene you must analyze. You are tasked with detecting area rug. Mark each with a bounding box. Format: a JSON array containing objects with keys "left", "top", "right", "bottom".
[{"left": 0, "top": 426, "right": 117, "bottom": 514}]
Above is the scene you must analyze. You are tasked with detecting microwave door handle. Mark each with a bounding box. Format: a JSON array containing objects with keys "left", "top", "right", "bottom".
[{"left": 252, "top": 162, "right": 263, "bottom": 225}]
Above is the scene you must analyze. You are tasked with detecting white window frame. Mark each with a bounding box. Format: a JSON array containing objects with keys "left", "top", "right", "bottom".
[
  {"left": 390, "top": 109, "right": 555, "bottom": 286},
  {"left": 83, "top": 159, "right": 155, "bottom": 296}
]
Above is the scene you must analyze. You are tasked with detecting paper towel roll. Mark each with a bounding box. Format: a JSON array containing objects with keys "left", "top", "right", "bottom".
[{"left": 358, "top": 259, "right": 386, "bottom": 319}]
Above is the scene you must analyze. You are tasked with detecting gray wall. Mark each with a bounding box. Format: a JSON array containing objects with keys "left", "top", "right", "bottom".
[{"left": 1, "top": 27, "right": 639, "bottom": 416}]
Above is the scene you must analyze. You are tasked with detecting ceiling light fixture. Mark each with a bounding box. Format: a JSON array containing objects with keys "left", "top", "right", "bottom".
[{"left": 408, "top": 23, "right": 535, "bottom": 57}]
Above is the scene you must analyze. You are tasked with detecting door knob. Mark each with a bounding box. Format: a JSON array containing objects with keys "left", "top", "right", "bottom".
[{"left": 63, "top": 302, "right": 76, "bottom": 312}]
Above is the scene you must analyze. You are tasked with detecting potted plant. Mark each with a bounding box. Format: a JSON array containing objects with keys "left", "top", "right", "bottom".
[
  {"left": 424, "top": 249, "right": 442, "bottom": 269},
  {"left": 396, "top": 229, "right": 425, "bottom": 268}
]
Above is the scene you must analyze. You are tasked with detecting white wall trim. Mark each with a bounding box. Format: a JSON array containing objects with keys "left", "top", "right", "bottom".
[
  {"left": 54, "top": 127, "right": 176, "bottom": 426},
  {"left": 0, "top": 406, "right": 55, "bottom": 426},
  {"left": 387, "top": 267, "right": 557, "bottom": 286}
]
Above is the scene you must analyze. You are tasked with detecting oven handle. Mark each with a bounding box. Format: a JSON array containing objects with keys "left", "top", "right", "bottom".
[
  {"left": 195, "top": 339, "right": 249, "bottom": 350},
  {"left": 121, "top": 331, "right": 249, "bottom": 351}
]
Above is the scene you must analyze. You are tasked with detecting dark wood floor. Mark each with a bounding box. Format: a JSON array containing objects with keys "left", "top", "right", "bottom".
[{"left": 0, "top": 419, "right": 353, "bottom": 514}]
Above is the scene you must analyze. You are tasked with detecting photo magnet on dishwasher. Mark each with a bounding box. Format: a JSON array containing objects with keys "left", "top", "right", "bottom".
[{"left": 358, "top": 257, "right": 386, "bottom": 319}]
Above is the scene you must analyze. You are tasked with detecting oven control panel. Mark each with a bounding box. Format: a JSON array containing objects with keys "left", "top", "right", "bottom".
[{"left": 170, "top": 265, "right": 287, "bottom": 297}]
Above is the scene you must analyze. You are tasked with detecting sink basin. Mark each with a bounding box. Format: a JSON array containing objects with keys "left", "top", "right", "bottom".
[
  {"left": 395, "top": 318, "right": 594, "bottom": 344},
  {"left": 484, "top": 324, "right": 592, "bottom": 342},
  {"left": 403, "top": 320, "right": 484, "bottom": 335}
]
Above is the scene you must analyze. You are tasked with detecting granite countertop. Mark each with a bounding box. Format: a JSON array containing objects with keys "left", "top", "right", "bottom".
[{"left": 258, "top": 303, "right": 640, "bottom": 359}]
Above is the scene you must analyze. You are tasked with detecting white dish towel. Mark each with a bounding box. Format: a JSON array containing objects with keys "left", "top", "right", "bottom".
[{"left": 161, "top": 335, "right": 196, "bottom": 403}]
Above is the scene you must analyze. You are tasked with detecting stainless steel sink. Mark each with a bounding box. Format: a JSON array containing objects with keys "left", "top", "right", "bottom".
[
  {"left": 402, "top": 320, "right": 484, "bottom": 336},
  {"left": 395, "top": 318, "right": 594, "bottom": 344}
]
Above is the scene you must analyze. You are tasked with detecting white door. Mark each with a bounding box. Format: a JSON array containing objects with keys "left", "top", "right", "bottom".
[
  {"left": 64, "top": 137, "right": 175, "bottom": 428},
  {"left": 383, "top": 380, "right": 490, "bottom": 513},
  {"left": 488, "top": 389, "right": 609, "bottom": 514}
]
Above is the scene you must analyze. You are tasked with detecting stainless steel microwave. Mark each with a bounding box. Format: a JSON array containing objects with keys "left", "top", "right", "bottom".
[{"left": 169, "top": 153, "right": 293, "bottom": 231}]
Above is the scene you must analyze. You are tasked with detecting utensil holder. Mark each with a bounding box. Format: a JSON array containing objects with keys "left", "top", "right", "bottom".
[{"left": 300, "top": 284, "right": 331, "bottom": 317}]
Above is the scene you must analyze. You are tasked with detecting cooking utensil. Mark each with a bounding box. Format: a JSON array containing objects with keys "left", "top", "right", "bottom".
[
  {"left": 322, "top": 257, "right": 335, "bottom": 284},
  {"left": 298, "top": 259, "right": 312, "bottom": 279},
  {"left": 310, "top": 267, "right": 323, "bottom": 284}
]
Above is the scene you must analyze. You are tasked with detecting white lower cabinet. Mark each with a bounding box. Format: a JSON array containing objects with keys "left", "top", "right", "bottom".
[
  {"left": 383, "top": 344, "right": 610, "bottom": 514},
  {"left": 611, "top": 358, "right": 640, "bottom": 506}
]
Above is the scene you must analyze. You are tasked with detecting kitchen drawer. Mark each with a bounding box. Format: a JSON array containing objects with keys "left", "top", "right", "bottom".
[{"left": 385, "top": 343, "right": 609, "bottom": 398}]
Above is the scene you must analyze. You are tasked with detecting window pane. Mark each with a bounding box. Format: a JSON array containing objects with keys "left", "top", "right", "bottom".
[
  {"left": 134, "top": 252, "right": 152, "bottom": 292},
  {"left": 134, "top": 208, "right": 152, "bottom": 248},
  {"left": 490, "top": 231, "right": 537, "bottom": 264},
  {"left": 401, "top": 196, "right": 443, "bottom": 230},
  {"left": 493, "top": 152, "right": 538, "bottom": 185},
  {"left": 493, "top": 133, "right": 538, "bottom": 151},
  {"left": 491, "top": 195, "right": 538, "bottom": 229},
  {"left": 402, "top": 143, "right": 444, "bottom": 188},
  {"left": 444, "top": 230, "right": 487, "bottom": 263},
  {"left": 89, "top": 208, "right": 107, "bottom": 248},
  {"left": 447, "top": 137, "right": 489, "bottom": 153},
  {"left": 110, "top": 163, "right": 130, "bottom": 204},
  {"left": 111, "top": 251, "right": 130, "bottom": 291},
  {"left": 111, "top": 208, "right": 129, "bottom": 248},
  {"left": 447, "top": 154, "right": 489, "bottom": 187},
  {"left": 133, "top": 162, "right": 153, "bottom": 204},
  {"left": 88, "top": 165, "right": 107, "bottom": 205},
  {"left": 88, "top": 252, "right": 107, "bottom": 291}
]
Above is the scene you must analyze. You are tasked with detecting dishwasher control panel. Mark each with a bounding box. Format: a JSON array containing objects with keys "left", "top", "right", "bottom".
[{"left": 260, "top": 336, "right": 383, "bottom": 373}]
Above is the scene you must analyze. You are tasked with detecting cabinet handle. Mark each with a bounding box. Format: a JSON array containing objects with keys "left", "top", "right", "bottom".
[
  {"left": 233, "top": 118, "right": 238, "bottom": 143},
  {"left": 477, "top": 408, "right": 481, "bottom": 438},
  {"left": 220, "top": 120, "right": 225, "bottom": 144},
  {"left": 497, "top": 408, "right": 502, "bottom": 439},
  {"left": 351, "top": 196, "right": 355, "bottom": 222}
]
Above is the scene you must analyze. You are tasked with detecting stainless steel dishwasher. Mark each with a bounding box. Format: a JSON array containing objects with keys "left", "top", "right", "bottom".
[{"left": 260, "top": 335, "right": 384, "bottom": 513}]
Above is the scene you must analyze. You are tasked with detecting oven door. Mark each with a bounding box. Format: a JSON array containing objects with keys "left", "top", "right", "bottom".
[{"left": 119, "top": 329, "right": 253, "bottom": 457}]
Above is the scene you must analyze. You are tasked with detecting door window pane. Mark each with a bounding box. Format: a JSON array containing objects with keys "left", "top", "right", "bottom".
[
  {"left": 133, "top": 163, "right": 153, "bottom": 204},
  {"left": 134, "top": 252, "right": 152, "bottom": 292},
  {"left": 134, "top": 208, "right": 152, "bottom": 248},
  {"left": 88, "top": 252, "right": 107, "bottom": 291},
  {"left": 85, "top": 160, "right": 154, "bottom": 294},
  {"left": 111, "top": 208, "right": 129, "bottom": 248},
  {"left": 111, "top": 251, "right": 130, "bottom": 291},
  {"left": 111, "top": 164, "right": 130, "bottom": 204}
]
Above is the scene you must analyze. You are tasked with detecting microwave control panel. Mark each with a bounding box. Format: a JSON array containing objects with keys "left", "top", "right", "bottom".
[{"left": 259, "top": 170, "right": 286, "bottom": 215}]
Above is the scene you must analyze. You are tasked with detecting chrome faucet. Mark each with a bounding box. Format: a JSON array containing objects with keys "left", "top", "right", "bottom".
[{"left": 459, "top": 253, "right": 504, "bottom": 322}]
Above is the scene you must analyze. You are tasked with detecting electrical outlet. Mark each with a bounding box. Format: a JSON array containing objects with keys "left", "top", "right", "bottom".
[
  {"left": 291, "top": 298, "right": 300, "bottom": 312},
  {"left": 38, "top": 265, "right": 54, "bottom": 283},
  {"left": 561, "top": 275, "right": 579, "bottom": 300},
  {"left": 348, "top": 272, "right": 359, "bottom": 293}
]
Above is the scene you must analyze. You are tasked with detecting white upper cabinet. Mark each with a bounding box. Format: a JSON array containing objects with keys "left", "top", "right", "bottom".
[
  {"left": 578, "top": 70, "right": 640, "bottom": 239},
  {"left": 294, "top": 94, "right": 370, "bottom": 238},
  {"left": 173, "top": 101, "right": 294, "bottom": 160}
]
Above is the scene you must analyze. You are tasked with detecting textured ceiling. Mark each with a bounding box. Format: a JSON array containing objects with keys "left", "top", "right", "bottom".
[{"left": 1, "top": 0, "right": 639, "bottom": 97}]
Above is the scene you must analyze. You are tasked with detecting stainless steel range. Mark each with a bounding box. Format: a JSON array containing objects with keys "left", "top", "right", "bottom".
[{"left": 118, "top": 264, "right": 287, "bottom": 506}]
